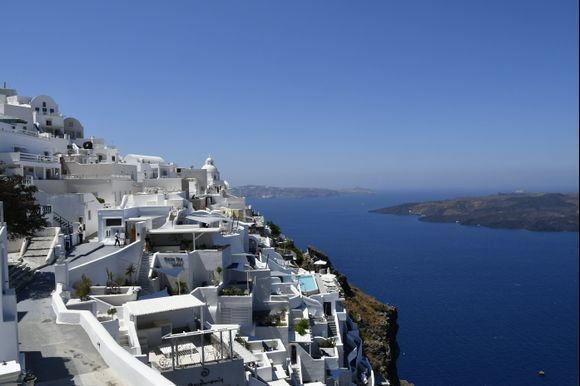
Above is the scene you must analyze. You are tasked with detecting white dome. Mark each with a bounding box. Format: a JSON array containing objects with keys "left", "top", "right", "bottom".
[{"left": 202, "top": 155, "right": 217, "bottom": 171}]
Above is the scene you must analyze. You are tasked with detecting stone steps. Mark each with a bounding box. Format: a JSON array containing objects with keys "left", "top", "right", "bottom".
[
  {"left": 21, "top": 236, "right": 54, "bottom": 259},
  {"left": 328, "top": 320, "right": 338, "bottom": 338},
  {"left": 137, "top": 253, "right": 154, "bottom": 294}
]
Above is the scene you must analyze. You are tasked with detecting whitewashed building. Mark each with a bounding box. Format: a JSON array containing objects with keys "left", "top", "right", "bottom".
[{"left": 0, "top": 202, "right": 22, "bottom": 384}]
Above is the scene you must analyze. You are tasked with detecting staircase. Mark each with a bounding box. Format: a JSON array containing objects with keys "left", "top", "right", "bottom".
[
  {"left": 137, "top": 252, "right": 154, "bottom": 294},
  {"left": 21, "top": 236, "right": 54, "bottom": 268},
  {"left": 117, "top": 320, "right": 133, "bottom": 353},
  {"left": 328, "top": 319, "right": 338, "bottom": 338},
  {"left": 53, "top": 212, "right": 73, "bottom": 235},
  {"left": 290, "top": 364, "right": 303, "bottom": 385}
]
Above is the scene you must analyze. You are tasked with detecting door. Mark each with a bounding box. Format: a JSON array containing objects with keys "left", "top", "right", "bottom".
[{"left": 130, "top": 224, "right": 136, "bottom": 243}]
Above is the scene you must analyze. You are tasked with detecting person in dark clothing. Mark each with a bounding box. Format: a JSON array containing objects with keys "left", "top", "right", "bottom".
[
  {"left": 78, "top": 225, "right": 84, "bottom": 244},
  {"left": 114, "top": 231, "right": 121, "bottom": 247}
]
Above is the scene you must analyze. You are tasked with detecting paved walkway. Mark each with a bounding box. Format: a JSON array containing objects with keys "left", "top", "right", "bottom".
[{"left": 17, "top": 273, "right": 126, "bottom": 386}]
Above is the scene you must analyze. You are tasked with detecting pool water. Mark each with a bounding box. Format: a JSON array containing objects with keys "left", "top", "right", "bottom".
[{"left": 298, "top": 275, "right": 318, "bottom": 293}]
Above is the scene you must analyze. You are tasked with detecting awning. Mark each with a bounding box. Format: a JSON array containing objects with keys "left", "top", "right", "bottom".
[
  {"left": 148, "top": 227, "right": 219, "bottom": 234},
  {"left": 185, "top": 215, "right": 225, "bottom": 224},
  {"left": 125, "top": 294, "right": 204, "bottom": 317}
]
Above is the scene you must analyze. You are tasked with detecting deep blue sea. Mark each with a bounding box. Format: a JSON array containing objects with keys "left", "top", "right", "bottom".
[{"left": 248, "top": 192, "right": 579, "bottom": 386}]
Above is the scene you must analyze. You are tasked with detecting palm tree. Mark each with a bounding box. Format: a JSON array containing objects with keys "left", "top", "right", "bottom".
[{"left": 125, "top": 263, "right": 136, "bottom": 285}]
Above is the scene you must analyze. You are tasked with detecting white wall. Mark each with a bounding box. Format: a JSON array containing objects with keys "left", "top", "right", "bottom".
[
  {"left": 35, "top": 191, "right": 103, "bottom": 236},
  {"left": 35, "top": 179, "right": 142, "bottom": 206},
  {"left": 0, "top": 224, "right": 20, "bottom": 364},
  {"left": 143, "top": 178, "right": 184, "bottom": 193},
  {"left": 64, "top": 162, "right": 137, "bottom": 180},
  {"left": 68, "top": 240, "right": 144, "bottom": 287},
  {"left": 51, "top": 284, "right": 175, "bottom": 386},
  {"left": 0, "top": 128, "right": 69, "bottom": 154}
]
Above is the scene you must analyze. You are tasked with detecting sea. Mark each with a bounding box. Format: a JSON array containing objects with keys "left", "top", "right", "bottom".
[{"left": 247, "top": 192, "right": 579, "bottom": 386}]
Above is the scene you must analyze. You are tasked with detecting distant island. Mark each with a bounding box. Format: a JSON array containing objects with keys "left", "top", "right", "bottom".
[
  {"left": 232, "top": 185, "right": 374, "bottom": 199},
  {"left": 370, "top": 193, "right": 579, "bottom": 232}
]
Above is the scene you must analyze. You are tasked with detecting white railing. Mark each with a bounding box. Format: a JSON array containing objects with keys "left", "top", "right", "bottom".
[
  {"left": 18, "top": 152, "right": 59, "bottom": 163},
  {"left": 0, "top": 126, "right": 42, "bottom": 138},
  {"left": 62, "top": 174, "right": 132, "bottom": 180}
]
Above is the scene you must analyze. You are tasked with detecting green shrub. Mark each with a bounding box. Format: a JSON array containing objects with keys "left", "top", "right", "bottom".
[
  {"left": 294, "top": 318, "right": 309, "bottom": 336},
  {"left": 75, "top": 274, "right": 92, "bottom": 300}
]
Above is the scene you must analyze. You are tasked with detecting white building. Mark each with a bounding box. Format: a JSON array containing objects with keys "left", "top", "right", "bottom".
[
  {"left": 2, "top": 85, "right": 382, "bottom": 386},
  {"left": 0, "top": 202, "right": 22, "bottom": 384}
]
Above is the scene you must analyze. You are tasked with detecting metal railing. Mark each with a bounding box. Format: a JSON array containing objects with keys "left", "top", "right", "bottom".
[{"left": 53, "top": 211, "right": 73, "bottom": 235}]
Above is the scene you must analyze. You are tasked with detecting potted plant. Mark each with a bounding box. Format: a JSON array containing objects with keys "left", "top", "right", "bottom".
[{"left": 107, "top": 307, "right": 117, "bottom": 319}]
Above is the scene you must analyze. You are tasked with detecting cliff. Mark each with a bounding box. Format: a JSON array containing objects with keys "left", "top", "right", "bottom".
[
  {"left": 304, "top": 246, "right": 402, "bottom": 385},
  {"left": 371, "top": 192, "right": 579, "bottom": 232}
]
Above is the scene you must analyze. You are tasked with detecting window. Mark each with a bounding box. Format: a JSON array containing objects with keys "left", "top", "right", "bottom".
[
  {"left": 42, "top": 108, "right": 47, "bottom": 113},
  {"left": 105, "top": 218, "right": 122, "bottom": 226},
  {"left": 46, "top": 120, "right": 52, "bottom": 126},
  {"left": 49, "top": 108, "right": 54, "bottom": 114},
  {"left": 88, "top": 210, "right": 91, "bottom": 221},
  {"left": 35, "top": 107, "right": 39, "bottom": 112},
  {"left": 42, "top": 102, "right": 46, "bottom": 107}
]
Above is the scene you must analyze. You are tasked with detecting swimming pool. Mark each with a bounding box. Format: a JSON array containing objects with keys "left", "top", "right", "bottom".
[{"left": 297, "top": 275, "right": 318, "bottom": 293}]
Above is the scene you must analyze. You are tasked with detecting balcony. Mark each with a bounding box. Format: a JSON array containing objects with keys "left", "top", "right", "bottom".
[
  {"left": 0, "top": 151, "right": 59, "bottom": 165},
  {"left": 149, "top": 328, "right": 238, "bottom": 371}
]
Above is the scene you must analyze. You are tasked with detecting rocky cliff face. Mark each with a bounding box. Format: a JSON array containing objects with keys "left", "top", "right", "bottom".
[{"left": 304, "top": 246, "right": 401, "bottom": 385}]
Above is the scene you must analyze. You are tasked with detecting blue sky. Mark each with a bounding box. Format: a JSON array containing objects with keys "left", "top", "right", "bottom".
[{"left": 1, "top": 1, "right": 578, "bottom": 191}]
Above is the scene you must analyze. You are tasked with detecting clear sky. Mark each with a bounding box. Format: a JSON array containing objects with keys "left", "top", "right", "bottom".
[{"left": 1, "top": 0, "right": 578, "bottom": 191}]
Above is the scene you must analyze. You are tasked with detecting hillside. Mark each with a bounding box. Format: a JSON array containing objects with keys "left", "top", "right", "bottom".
[
  {"left": 371, "top": 193, "right": 579, "bottom": 232},
  {"left": 232, "top": 185, "right": 374, "bottom": 199},
  {"left": 303, "top": 246, "right": 403, "bottom": 385}
]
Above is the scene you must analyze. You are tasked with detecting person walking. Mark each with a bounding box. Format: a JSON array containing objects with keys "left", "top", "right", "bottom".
[
  {"left": 78, "top": 225, "right": 84, "bottom": 244},
  {"left": 114, "top": 231, "right": 121, "bottom": 247}
]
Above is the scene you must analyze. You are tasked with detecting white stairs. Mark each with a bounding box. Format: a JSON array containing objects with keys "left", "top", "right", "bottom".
[
  {"left": 21, "top": 236, "right": 54, "bottom": 268},
  {"left": 137, "top": 252, "right": 154, "bottom": 294}
]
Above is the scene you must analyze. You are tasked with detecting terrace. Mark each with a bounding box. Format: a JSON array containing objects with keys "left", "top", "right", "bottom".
[{"left": 148, "top": 327, "right": 238, "bottom": 371}]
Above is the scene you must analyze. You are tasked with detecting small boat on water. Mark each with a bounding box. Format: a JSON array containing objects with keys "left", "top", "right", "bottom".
[{"left": 538, "top": 370, "right": 545, "bottom": 376}]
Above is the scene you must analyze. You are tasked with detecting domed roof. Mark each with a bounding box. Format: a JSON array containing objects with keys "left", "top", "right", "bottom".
[{"left": 201, "top": 155, "right": 217, "bottom": 171}]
